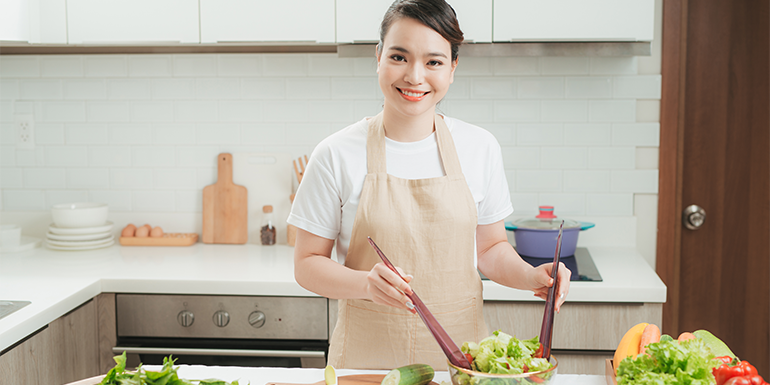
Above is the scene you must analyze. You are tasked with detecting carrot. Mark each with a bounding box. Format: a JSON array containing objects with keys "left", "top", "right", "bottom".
[
  {"left": 678, "top": 332, "right": 696, "bottom": 341},
  {"left": 639, "top": 323, "right": 661, "bottom": 355}
]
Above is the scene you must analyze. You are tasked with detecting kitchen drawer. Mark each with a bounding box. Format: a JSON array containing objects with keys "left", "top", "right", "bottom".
[{"left": 483, "top": 301, "right": 662, "bottom": 350}]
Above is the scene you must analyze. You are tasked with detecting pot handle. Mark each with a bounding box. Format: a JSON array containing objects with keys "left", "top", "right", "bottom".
[
  {"left": 580, "top": 222, "right": 595, "bottom": 231},
  {"left": 504, "top": 221, "right": 517, "bottom": 231}
]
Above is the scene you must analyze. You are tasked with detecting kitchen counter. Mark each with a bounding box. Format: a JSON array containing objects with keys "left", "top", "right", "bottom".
[
  {"left": 81, "top": 365, "right": 607, "bottom": 385},
  {"left": 0, "top": 243, "right": 665, "bottom": 353}
]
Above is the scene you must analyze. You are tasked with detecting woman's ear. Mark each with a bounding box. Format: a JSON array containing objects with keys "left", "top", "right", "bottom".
[
  {"left": 449, "top": 57, "right": 459, "bottom": 83},
  {"left": 375, "top": 44, "right": 382, "bottom": 73}
]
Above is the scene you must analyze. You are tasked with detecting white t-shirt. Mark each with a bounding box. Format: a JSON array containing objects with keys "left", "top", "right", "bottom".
[{"left": 287, "top": 115, "right": 514, "bottom": 264}]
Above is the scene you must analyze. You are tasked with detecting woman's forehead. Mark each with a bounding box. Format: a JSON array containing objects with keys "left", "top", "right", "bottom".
[{"left": 382, "top": 17, "right": 451, "bottom": 56}]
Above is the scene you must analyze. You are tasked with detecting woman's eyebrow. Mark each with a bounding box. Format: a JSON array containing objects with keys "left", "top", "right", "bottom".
[{"left": 387, "top": 46, "right": 448, "bottom": 58}]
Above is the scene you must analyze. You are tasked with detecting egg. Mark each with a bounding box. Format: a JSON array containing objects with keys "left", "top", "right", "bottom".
[
  {"left": 121, "top": 224, "right": 137, "bottom": 237},
  {"left": 150, "top": 226, "right": 164, "bottom": 238},
  {"left": 135, "top": 225, "right": 150, "bottom": 237}
]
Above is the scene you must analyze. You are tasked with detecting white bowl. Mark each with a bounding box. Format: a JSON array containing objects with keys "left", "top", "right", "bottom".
[
  {"left": 0, "top": 224, "right": 22, "bottom": 248},
  {"left": 51, "top": 202, "right": 109, "bottom": 228}
]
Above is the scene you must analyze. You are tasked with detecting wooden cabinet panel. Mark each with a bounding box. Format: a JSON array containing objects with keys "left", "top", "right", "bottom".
[
  {"left": 67, "top": 0, "right": 199, "bottom": 44},
  {"left": 0, "top": 299, "right": 100, "bottom": 384},
  {"left": 484, "top": 301, "right": 662, "bottom": 350},
  {"left": 493, "top": 0, "right": 654, "bottom": 42},
  {"left": 201, "top": 0, "right": 334, "bottom": 43}
]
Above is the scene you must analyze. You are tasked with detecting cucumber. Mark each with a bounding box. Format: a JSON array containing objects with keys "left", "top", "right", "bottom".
[
  {"left": 381, "top": 364, "right": 435, "bottom": 385},
  {"left": 693, "top": 330, "right": 736, "bottom": 359}
]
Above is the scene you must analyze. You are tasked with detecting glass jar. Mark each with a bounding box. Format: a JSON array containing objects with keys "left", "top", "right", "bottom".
[{"left": 260, "top": 205, "right": 276, "bottom": 245}]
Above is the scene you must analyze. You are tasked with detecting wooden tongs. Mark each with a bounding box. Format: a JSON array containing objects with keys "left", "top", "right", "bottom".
[
  {"left": 368, "top": 237, "right": 473, "bottom": 370},
  {"left": 293, "top": 155, "right": 309, "bottom": 184},
  {"left": 539, "top": 220, "right": 564, "bottom": 361}
]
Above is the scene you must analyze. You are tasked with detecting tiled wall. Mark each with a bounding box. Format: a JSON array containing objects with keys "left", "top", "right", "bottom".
[{"left": 0, "top": 53, "right": 661, "bottom": 261}]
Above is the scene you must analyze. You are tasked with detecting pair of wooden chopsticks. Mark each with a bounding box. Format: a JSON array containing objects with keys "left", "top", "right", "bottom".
[{"left": 293, "top": 155, "right": 309, "bottom": 184}]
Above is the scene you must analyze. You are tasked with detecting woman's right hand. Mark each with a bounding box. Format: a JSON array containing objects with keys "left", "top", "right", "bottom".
[{"left": 365, "top": 263, "right": 416, "bottom": 313}]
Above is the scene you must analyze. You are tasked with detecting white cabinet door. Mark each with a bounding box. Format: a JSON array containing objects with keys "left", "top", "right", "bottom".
[
  {"left": 67, "top": 0, "right": 199, "bottom": 44},
  {"left": 450, "top": 0, "right": 492, "bottom": 43},
  {"left": 201, "top": 0, "right": 334, "bottom": 43},
  {"left": 493, "top": 0, "right": 654, "bottom": 42},
  {"left": 336, "top": 0, "right": 392, "bottom": 44},
  {"left": 336, "top": 0, "right": 492, "bottom": 44},
  {"left": 0, "top": 0, "right": 67, "bottom": 43}
]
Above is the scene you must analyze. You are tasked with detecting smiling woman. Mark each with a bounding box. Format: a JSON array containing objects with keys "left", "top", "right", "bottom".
[{"left": 288, "top": 0, "right": 572, "bottom": 371}]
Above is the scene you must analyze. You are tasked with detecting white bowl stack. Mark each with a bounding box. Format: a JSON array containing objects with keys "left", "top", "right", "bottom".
[{"left": 46, "top": 203, "right": 114, "bottom": 251}]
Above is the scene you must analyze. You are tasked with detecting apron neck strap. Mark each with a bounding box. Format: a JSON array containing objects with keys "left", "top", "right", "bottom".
[{"left": 366, "top": 112, "right": 463, "bottom": 176}]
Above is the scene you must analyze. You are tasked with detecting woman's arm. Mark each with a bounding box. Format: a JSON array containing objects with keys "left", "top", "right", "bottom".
[
  {"left": 293, "top": 228, "right": 416, "bottom": 311},
  {"left": 476, "top": 220, "right": 571, "bottom": 312}
]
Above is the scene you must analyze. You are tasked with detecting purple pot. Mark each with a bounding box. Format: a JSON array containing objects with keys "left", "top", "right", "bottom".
[{"left": 504, "top": 206, "right": 595, "bottom": 259}]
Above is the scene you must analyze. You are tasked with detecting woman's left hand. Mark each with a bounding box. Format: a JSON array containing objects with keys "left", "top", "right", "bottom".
[{"left": 528, "top": 262, "right": 571, "bottom": 313}]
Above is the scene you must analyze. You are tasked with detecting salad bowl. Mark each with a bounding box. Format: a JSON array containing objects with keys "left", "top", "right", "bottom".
[{"left": 448, "top": 355, "right": 558, "bottom": 385}]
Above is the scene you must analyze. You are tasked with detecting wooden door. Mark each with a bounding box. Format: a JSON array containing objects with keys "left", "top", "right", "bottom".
[{"left": 657, "top": 0, "right": 769, "bottom": 376}]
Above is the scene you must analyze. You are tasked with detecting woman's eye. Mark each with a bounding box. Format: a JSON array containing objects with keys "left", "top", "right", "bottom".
[
  {"left": 390, "top": 55, "right": 405, "bottom": 62},
  {"left": 428, "top": 60, "right": 443, "bottom": 66}
]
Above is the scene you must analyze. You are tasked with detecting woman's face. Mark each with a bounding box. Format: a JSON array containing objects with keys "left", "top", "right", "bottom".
[{"left": 377, "top": 17, "right": 457, "bottom": 120}]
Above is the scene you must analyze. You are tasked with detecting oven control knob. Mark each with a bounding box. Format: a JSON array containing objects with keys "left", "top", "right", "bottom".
[
  {"left": 248, "top": 311, "right": 266, "bottom": 328},
  {"left": 177, "top": 310, "right": 195, "bottom": 327},
  {"left": 213, "top": 310, "right": 230, "bottom": 327}
]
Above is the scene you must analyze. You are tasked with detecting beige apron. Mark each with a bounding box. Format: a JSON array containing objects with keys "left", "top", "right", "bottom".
[{"left": 327, "top": 112, "right": 488, "bottom": 370}]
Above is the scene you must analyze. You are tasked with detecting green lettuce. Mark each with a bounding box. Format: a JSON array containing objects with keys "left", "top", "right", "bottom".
[
  {"left": 460, "top": 330, "right": 553, "bottom": 375},
  {"left": 616, "top": 338, "right": 720, "bottom": 385}
]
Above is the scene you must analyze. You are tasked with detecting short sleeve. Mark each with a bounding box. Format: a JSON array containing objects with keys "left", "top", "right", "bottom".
[
  {"left": 476, "top": 140, "right": 514, "bottom": 225},
  {"left": 287, "top": 143, "right": 342, "bottom": 240}
]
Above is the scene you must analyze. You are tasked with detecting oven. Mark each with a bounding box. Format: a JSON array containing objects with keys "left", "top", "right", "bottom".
[{"left": 114, "top": 294, "right": 328, "bottom": 368}]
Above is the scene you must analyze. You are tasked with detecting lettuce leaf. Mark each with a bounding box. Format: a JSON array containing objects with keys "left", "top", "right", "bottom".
[
  {"left": 461, "top": 330, "right": 553, "bottom": 375},
  {"left": 616, "top": 338, "right": 719, "bottom": 385}
]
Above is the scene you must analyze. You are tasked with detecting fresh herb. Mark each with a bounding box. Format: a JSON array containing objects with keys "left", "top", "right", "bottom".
[
  {"left": 616, "top": 338, "right": 720, "bottom": 385},
  {"left": 100, "top": 352, "right": 245, "bottom": 385}
]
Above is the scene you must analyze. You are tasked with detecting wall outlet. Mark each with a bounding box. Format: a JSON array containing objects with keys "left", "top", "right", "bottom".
[{"left": 15, "top": 114, "right": 35, "bottom": 149}]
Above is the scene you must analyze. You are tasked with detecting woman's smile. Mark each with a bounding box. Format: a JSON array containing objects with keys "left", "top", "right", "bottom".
[{"left": 397, "top": 87, "right": 431, "bottom": 101}]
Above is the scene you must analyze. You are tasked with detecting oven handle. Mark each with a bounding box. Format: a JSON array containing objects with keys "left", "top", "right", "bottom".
[{"left": 113, "top": 346, "right": 325, "bottom": 358}]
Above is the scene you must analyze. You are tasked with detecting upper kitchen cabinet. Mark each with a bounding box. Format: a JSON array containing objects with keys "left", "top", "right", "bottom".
[
  {"left": 0, "top": 0, "right": 67, "bottom": 43},
  {"left": 200, "top": 0, "right": 335, "bottom": 43},
  {"left": 336, "top": 0, "right": 492, "bottom": 44},
  {"left": 493, "top": 0, "right": 654, "bottom": 42},
  {"left": 66, "top": 0, "right": 199, "bottom": 44}
]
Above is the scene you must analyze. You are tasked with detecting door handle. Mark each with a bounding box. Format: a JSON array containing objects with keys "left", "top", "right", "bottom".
[
  {"left": 683, "top": 205, "right": 706, "bottom": 230},
  {"left": 113, "top": 346, "right": 325, "bottom": 358}
]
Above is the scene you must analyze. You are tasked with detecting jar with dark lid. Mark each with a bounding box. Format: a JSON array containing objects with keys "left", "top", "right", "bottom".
[{"left": 260, "top": 205, "right": 276, "bottom": 245}]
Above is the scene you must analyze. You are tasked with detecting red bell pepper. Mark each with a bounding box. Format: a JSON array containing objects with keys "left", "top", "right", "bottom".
[{"left": 714, "top": 360, "right": 762, "bottom": 385}]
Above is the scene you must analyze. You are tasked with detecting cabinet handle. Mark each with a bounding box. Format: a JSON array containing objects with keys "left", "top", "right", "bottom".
[{"left": 112, "top": 346, "right": 324, "bottom": 358}]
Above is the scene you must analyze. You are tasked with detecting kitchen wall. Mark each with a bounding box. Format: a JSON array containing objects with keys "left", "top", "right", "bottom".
[{"left": 0, "top": 0, "right": 664, "bottom": 266}]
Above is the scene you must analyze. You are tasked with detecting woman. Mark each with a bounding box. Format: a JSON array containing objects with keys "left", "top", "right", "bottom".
[{"left": 288, "top": 0, "right": 571, "bottom": 370}]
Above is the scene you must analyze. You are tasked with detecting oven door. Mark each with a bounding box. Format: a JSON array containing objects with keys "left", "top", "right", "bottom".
[
  {"left": 114, "top": 337, "right": 327, "bottom": 368},
  {"left": 115, "top": 294, "right": 329, "bottom": 368}
]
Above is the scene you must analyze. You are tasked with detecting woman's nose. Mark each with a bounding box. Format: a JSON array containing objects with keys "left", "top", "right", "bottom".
[{"left": 404, "top": 63, "right": 424, "bottom": 85}]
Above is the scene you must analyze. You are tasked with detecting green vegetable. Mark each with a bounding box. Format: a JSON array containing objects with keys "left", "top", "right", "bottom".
[
  {"left": 693, "top": 330, "right": 737, "bottom": 360},
  {"left": 99, "top": 352, "right": 245, "bottom": 385},
  {"left": 616, "top": 337, "right": 720, "bottom": 385},
  {"left": 660, "top": 334, "right": 675, "bottom": 343},
  {"left": 380, "top": 364, "right": 435, "bottom": 385},
  {"left": 460, "top": 330, "right": 553, "bottom": 375}
]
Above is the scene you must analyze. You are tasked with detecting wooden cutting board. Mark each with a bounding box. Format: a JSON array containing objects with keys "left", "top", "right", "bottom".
[
  {"left": 267, "top": 374, "right": 440, "bottom": 385},
  {"left": 202, "top": 153, "right": 248, "bottom": 244}
]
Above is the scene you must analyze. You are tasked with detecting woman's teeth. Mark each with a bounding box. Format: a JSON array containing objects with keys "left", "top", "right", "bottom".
[{"left": 399, "top": 89, "right": 427, "bottom": 97}]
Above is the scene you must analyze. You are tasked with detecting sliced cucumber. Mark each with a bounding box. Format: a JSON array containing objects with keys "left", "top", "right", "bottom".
[{"left": 381, "top": 364, "right": 435, "bottom": 385}]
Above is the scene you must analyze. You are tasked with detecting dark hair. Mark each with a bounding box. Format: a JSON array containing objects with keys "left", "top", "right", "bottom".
[{"left": 378, "top": 0, "right": 464, "bottom": 62}]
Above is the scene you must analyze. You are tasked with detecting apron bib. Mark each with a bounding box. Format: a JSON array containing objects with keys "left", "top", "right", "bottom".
[{"left": 327, "top": 112, "right": 488, "bottom": 370}]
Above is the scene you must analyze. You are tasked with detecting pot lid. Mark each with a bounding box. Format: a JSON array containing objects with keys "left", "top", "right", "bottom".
[{"left": 513, "top": 206, "right": 582, "bottom": 230}]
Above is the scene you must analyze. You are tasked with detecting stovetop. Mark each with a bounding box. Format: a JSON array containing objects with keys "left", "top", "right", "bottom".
[{"left": 480, "top": 247, "right": 602, "bottom": 282}]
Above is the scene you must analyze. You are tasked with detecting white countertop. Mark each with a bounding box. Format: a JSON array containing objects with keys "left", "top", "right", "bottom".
[
  {"left": 0, "top": 243, "right": 665, "bottom": 353},
  {"left": 137, "top": 366, "right": 606, "bottom": 385}
]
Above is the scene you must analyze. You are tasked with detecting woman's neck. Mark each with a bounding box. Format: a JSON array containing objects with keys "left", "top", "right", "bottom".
[{"left": 381, "top": 104, "right": 436, "bottom": 142}]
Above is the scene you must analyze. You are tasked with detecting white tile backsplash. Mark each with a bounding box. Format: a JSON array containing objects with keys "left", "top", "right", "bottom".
[
  {"left": 24, "top": 168, "right": 66, "bottom": 188},
  {"left": 2, "top": 53, "right": 660, "bottom": 248},
  {"left": 89, "top": 146, "right": 132, "bottom": 167},
  {"left": 40, "top": 57, "right": 83, "bottom": 78},
  {"left": 20, "top": 80, "right": 63, "bottom": 100},
  {"left": 64, "top": 80, "right": 106, "bottom": 100},
  {"left": 67, "top": 168, "right": 110, "bottom": 188},
  {"left": 0, "top": 80, "right": 19, "bottom": 100}
]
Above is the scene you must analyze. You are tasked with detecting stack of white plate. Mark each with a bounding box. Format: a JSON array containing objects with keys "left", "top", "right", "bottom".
[{"left": 45, "top": 221, "right": 115, "bottom": 251}]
